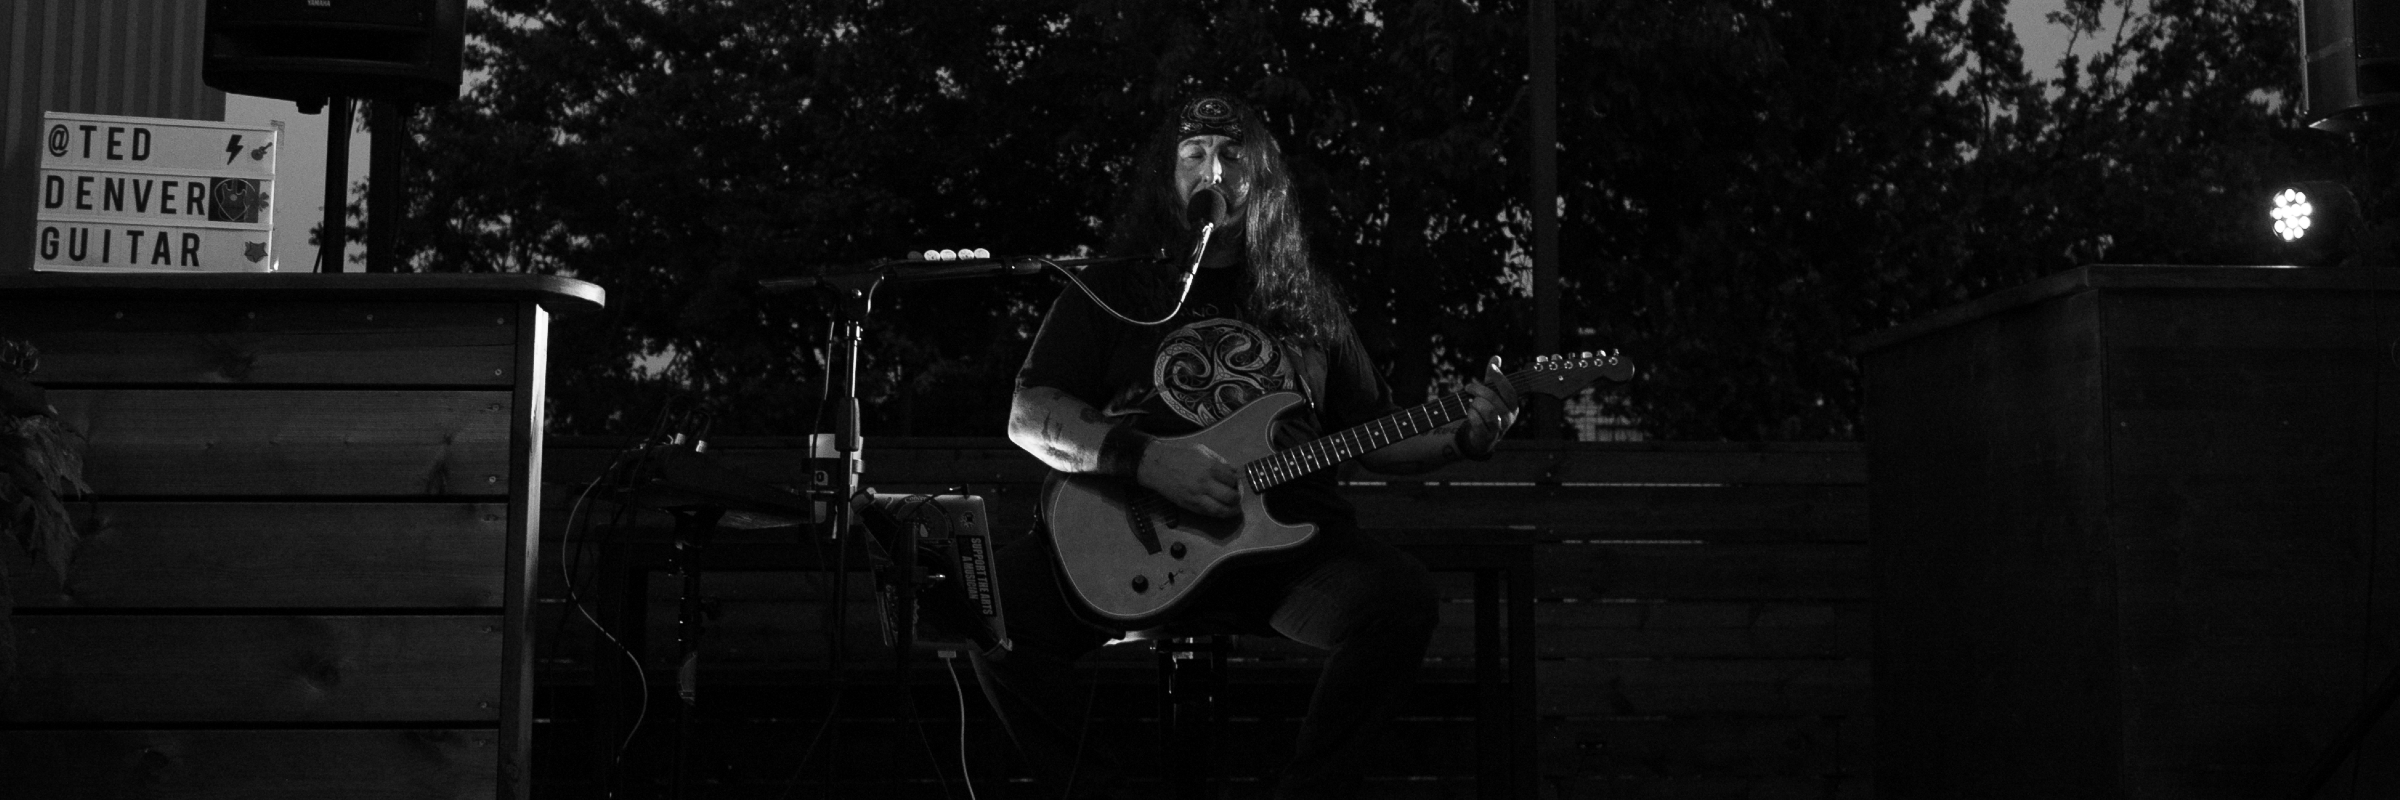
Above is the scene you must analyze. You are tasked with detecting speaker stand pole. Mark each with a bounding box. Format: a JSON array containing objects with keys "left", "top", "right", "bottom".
[
  {"left": 319, "top": 97, "right": 353, "bottom": 274},
  {"left": 366, "top": 100, "right": 410, "bottom": 273}
]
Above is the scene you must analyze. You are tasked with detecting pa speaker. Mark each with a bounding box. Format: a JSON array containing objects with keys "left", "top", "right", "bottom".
[
  {"left": 2302, "top": 0, "right": 2400, "bottom": 130},
  {"left": 202, "top": 0, "right": 466, "bottom": 105}
]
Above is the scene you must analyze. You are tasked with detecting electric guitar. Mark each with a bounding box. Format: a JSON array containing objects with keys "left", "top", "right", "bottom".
[{"left": 1042, "top": 351, "right": 1635, "bottom": 627}]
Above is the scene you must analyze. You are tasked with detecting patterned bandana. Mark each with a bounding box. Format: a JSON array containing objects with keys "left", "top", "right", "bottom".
[{"left": 1175, "top": 94, "right": 1245, "bottom": 142}]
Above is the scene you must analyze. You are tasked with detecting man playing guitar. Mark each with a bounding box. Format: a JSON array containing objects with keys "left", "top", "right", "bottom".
[{"left": 967, "top": 91, "right": 1520, "bottom": 800}]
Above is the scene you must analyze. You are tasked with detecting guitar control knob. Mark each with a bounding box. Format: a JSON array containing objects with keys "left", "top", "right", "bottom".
[
  {"left": 1170, "top": 542, "right": 1187, "bottom": 559},
  {"left": 1130, "top": 575, "right": 1149, "bottom": 593}
]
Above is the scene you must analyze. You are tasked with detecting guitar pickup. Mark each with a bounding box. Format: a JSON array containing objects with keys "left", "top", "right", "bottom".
[{"left": 1127, "top": 491, "right": 1166, "bottom": 555}]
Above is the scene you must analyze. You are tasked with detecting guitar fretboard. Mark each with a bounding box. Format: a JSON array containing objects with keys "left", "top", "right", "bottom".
[{"left": 1242, "top": 375, "right": 1528, "bottom": 492}]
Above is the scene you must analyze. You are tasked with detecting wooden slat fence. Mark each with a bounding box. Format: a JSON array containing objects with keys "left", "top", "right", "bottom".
[{"left": 534, "top": 437, "right": 1870, "bottom": 799}]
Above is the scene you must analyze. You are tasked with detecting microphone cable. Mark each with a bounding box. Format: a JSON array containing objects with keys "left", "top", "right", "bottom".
[{"left": 1033, "top": 236, "right": 1204, "bottom": 328}]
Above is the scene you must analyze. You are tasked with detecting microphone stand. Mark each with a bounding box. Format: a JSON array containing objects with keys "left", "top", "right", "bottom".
[
  {"left": 756, "top": 253, "right": 1160, "bottom": 294},
  {"left": 815, "top": 271, "right": 873, "bottom": 694},
  {"left": 762, "top": 253, "right": 1172, "bottom": 550},
  {"left": 761, "top": 253, "right": 1150, "bottom": 550},
  {"left": 762, "top": 253, "right": 1164, "bottom": 561},
  {"left": 755, "top": 252, "right": 1144, "bottom": 789}
]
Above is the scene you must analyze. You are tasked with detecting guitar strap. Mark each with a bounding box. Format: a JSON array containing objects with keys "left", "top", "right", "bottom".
[{"left": 1289, "top": 334, "right": 1320, "bottom": 411}]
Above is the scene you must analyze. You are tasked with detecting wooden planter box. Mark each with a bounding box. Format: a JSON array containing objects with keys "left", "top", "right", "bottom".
[
  {"left": 0, "top": 273, "right": 602, "bottom": 800},
  {"left": 1857, "top": 265, "right": 2400, "bottom": 799}
]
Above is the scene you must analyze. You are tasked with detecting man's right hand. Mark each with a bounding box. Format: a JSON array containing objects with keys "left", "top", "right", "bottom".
[{"left": 1136, "top": 438, "right": 1242, "bottom": 519}]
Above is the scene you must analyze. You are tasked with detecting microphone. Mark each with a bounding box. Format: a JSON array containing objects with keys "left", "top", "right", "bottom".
[
  {"left": 1188, "top": 185, "right": 1227, "bottom": 227},
  {"left": 1185, "top": 186, "right": 1227, "bottom": 270}
]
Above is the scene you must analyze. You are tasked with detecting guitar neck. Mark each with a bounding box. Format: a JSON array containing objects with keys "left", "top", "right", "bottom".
[
  {"left": 1233, "top": 351, "right": 1628, "bottom": 493},
  {"left": 1243, "top": 378, "right": 1520, "bottom": 492}
]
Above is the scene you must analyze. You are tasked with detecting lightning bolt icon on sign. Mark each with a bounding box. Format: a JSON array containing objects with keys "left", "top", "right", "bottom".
[{"left": 225, "top": 135, "right": 243, "bottom": 164}]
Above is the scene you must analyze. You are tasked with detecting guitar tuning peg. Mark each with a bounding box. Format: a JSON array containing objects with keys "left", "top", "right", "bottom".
[{"left": 1535, "top": 355, "right": 1549, "bottom": 363}]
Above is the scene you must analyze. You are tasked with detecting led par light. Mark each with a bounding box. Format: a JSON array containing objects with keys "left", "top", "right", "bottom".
[{"left": 2267, "top": 181, "right": 2360, "bottom": 266}]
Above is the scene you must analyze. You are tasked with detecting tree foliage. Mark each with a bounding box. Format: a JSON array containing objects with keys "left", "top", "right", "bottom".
[{"left": 387, "top": 0, "right": 2351, "bottom": 441}]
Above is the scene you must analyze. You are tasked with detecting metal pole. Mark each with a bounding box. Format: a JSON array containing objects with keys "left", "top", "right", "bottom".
[
  {"left": 1529, "top": 0, "right": 1562, "bottom": 438},
  {"left": 366, "top": 100, "right": 409, "bottom": 273},
  {"left": 319, "top": 97, "right": 352, "bottom": 273}
]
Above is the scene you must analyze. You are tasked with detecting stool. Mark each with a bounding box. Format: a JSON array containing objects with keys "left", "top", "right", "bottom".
[
  {"left": 1106, "top": 527, "right": 1540, "bottom": 798},
  {"left": 1131, "top": 631, "right": 1233, "bottom": 799}
]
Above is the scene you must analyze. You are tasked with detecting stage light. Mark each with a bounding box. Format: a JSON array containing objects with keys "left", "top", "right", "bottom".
[
  {"left": 2266, "top": 181, "right": 2360, "bottom": 266},
  {"left": 2271, "top": 188, "right": 2314, "bottom": 241}
]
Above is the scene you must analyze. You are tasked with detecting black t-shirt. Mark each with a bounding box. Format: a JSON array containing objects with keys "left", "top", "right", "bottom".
[{"left": 1015, "top": 258, "right": 1397, "bottom": 535}]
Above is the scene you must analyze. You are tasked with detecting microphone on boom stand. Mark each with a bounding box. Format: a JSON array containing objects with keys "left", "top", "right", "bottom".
[{"left": 758, "top": 249, "right": 1168, "bottom": 294}]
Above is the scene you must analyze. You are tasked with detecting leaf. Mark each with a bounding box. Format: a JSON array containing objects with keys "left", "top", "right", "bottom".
[
  {"left": 0, "top": 413, "right": 86, "bottom": 584},
  {"left": 30, "top": 492, "right": 75, "bottom": 584},
  {"left": 15, "top": 416, "right": 90, "bottom": 495}
]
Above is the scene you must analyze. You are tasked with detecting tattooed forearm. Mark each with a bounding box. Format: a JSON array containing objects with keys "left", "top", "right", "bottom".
[
  {"left": 1033, "top": 411, "right": 1077, "bottom": 465},
  {"left": 1037, "top": 441, "right": 1082, "bottom": 468},
  {"left": 1010, "top": 386, "right": 1128, "bottom": 474},
  {"left": 1097, "top": 425, "right": 1153, "bottom": 478}
]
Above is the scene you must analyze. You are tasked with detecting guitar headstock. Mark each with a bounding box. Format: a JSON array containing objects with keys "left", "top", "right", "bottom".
[{"left": 1511, "top": 350, "right": 1635, "bottom": 398}]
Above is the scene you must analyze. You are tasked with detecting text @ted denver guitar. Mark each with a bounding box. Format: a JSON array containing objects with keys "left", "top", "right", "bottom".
[{"left": 1043, "top": 351, "right": 1634, "bottom": 627}]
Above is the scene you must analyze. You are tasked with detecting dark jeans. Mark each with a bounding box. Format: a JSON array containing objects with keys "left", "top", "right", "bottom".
[{"left": 968, "top": 525, "right": 1439, "bottom": 800}]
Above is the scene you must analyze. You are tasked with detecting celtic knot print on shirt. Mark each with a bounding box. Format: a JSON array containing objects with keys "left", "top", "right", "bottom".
[{"left": 1152, "top": 317, "right": 1295, "bottom": 426}]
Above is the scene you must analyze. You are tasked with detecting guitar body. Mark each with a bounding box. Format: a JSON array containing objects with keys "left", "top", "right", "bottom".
[
  {"left": 1040, "top": 350, "right": 1633, "bottom": 629},
  {"left": 1043, "top": 392, "right": 1318, "bottom": 628}
]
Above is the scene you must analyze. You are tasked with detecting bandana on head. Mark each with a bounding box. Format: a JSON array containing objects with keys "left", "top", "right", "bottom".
[{"left": 1176, "top": 94, "right": 1245, "bottom": 142}]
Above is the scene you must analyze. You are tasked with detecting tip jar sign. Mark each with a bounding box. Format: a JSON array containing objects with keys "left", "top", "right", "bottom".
[{"left": 32, "top": 111, "right": 277, "bottom": 273}]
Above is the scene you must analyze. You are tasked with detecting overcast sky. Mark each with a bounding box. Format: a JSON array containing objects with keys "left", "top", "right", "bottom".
[{"left": 2010, "top": 0, "right": 2086, "bottom": 84}]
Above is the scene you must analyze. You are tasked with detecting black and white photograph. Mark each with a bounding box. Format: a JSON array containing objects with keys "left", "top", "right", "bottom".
[{"left": 1, "top": 1, "right": 2395, "bottom": 798}]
